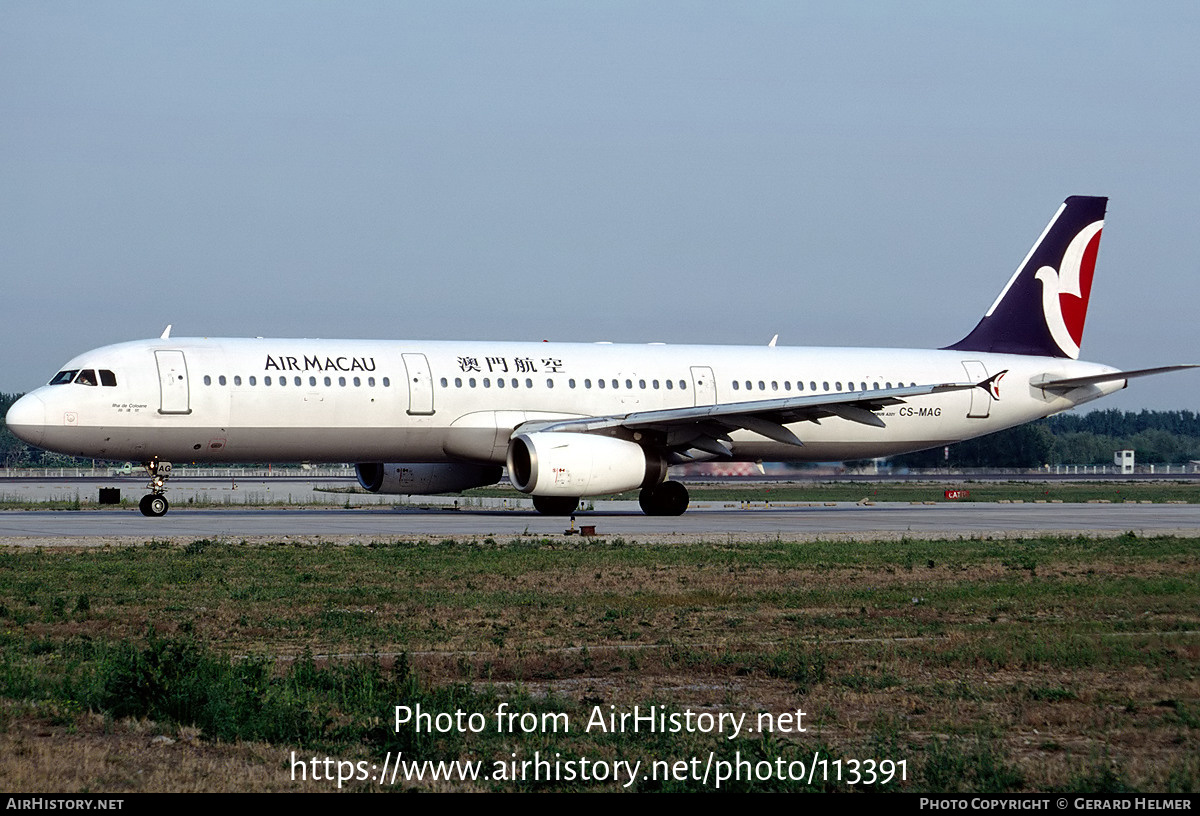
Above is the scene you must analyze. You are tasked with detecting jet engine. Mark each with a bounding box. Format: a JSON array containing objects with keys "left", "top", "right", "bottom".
[
  {"left": 355, "top": 463, "right": 502, "bottom": 494},
  {"left": 506, "top": 432, "right": 665, "bottom": 497}
]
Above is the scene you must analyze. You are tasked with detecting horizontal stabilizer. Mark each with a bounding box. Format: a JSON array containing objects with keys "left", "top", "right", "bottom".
[{"left": 1036, "top": 365, "right": 1198, "bottom": 392}]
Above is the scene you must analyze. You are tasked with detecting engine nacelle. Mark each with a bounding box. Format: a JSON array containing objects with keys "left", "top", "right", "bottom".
[
  {"left": 506, "top": 432, "right": 664, "bottom": 497},
  {"left": 355, "top": 463, "right": 502, "bottom": 494}
]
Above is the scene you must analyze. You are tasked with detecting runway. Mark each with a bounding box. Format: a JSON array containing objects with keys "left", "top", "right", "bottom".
[{"left": 2, "top": 500, "right": 1199, "bottom": 543}]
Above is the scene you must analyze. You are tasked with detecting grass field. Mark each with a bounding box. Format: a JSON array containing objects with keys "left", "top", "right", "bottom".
[{"left": 0, "top": 533, "right": 1197, "bottom": 792}]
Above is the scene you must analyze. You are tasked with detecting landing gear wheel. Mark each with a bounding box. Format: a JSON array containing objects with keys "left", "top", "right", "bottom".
[
  {"left": 532, "top": 495, "right": 580, "bottom": 516},
  {"left": 140, "top": 494, "right": 169, "bottom": 517},
  {"left": 639, "top": 481, "right": 690, "bottom": 516}
]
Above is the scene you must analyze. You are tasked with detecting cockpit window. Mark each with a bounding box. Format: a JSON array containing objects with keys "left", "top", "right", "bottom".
[
  {"left": 75, "top": 369, "right": 98, "bottom": 386},
  {"left": 49, "top": 370, "right": 79, "bottom": 385},
  {"left": 100, "top": 370, "right": 117, "bottom": 386}
]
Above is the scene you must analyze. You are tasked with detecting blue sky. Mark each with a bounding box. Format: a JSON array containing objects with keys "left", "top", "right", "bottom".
[{"left": 4, "top": 2, "right": 1198, "bottom": 409}]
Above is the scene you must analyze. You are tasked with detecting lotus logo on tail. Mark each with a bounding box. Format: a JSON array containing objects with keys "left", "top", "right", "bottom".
[{"left": 1034, "top": 220, "right": 1103, "bottom": 360}]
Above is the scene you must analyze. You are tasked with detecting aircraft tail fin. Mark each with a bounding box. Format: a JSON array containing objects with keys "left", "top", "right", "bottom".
[{"left": 944, "top": 195, "right": 1107, "bottom": 359}]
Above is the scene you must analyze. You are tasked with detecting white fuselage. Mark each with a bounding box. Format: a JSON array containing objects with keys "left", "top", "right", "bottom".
[{"left": 9, "top": 336, "right": 1122, "bottom": 466}]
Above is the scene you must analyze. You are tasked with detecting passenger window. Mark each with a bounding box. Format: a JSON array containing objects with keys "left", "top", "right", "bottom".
[
  {"left": 625, "top": 379, "right": 632, "bottom": 389},
  {"left": 234, "top": 375, "right": 242, "bottom": 386},
  {"left": 203, "top": 375, "right": 212, "bottom": 386},
  {"left": 497, "top": 378, "right": 506, "bottom": 388},
  {"left": 294, "top": 376, "right": 301, "bottom": 386},
  {"left": 219, "top": 375, "right": 227, "bottom": 386},
  {"left": 339, "top": 376, "right": 346, "bottom": 386},
  {"left": 546, "top": 379, "right": 553, "bottom": 388},
  {"left": 526, "top": 378, "right": 533, "bottom": 388},
  {"left": 455, "top": 377, "right": 462, "bottom": 387},
  {"left": 324, "top": 376, "right": 332, "bottom": 386},
  {"left": 679, "top": 380, "right": 687, "bottom": 390},
  {"left": 439, "top": 377, "right": 447, "bottom": 387},
  {"left": 666, "top": 380, "right": 673, "bottom": 390},
  {"left": 469, "top": 377, "right": 476, "bottom": 388},
  {"left": 309, "top": 376, "right": 317, "bottom": 386},
  {"left": 598, "top": 379, "right": 605, "bottom": 389},
  {"left": 100, "top": 370, "right": 117, "bottom": 386},
  {"left": 353, "top": 377, "right": 361, "bottom": 387},
  {"left": 250, "top": 376, "right": 258, "bottom": 386},
  {"left": 732, "top": 381, "right": 740, "bottom": 391}
]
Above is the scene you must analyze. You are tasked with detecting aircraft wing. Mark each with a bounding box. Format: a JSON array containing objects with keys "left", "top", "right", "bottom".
[{"left": 516, "top": 380, "right": 978, "bottom": 461}]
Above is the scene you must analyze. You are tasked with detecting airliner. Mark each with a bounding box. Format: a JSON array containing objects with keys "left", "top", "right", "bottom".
[{"left": 5, "top": 196, "right": 1194, "bottom": 517}]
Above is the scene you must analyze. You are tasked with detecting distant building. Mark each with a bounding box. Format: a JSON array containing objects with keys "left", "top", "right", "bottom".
[{"left": 1114, "top": 449, "right": 1135, "bottom": 474}]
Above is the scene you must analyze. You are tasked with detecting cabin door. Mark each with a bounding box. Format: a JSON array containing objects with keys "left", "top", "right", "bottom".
[
  {"left": 690, "top": 366, "right": 716, "bottom": 407},
  {"left": 403, "top": 353, "right": 435, "bottom": 416},
  {"left": 155, "top": 350, "right": 191, "bottom": 415}
]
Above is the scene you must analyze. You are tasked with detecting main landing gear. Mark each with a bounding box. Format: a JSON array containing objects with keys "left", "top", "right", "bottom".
[
  {"left": 638, "top": 481, "right": 690, "bottom": 516},
  {"left": 138, "top": 460, "right": 172, "bottom": 517},
  {"left": 530, "top": 481, "right": 691, "bottom": 516},
  {"left": 535, "top": 482, "right": 696, "bottom": 513}
]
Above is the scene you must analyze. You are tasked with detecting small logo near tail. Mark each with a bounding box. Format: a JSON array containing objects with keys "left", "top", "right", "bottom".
[{"left": 980, "top": 369, "right": 1008, "bottom": 400}]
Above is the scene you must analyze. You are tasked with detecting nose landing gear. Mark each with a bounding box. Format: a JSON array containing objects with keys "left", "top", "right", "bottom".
[{"left": 138, "top": 460, "right": 172, "bottom": 517}]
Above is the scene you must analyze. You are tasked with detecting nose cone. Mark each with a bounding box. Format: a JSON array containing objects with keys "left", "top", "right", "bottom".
[{"left": 5, "top": 393, "right": 46, "bottom": 447}]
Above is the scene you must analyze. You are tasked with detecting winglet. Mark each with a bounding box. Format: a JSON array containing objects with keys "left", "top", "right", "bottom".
[{"left": 160, "top": 324, "right": 173, "bottom": 340}]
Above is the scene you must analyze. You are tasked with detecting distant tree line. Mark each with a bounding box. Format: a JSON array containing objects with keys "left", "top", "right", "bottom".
[{"left": 890, "top": 409, "right": 1200, "bottom": 469}]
